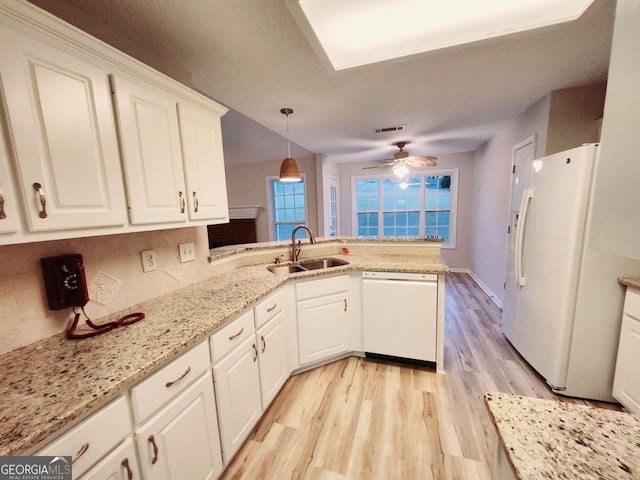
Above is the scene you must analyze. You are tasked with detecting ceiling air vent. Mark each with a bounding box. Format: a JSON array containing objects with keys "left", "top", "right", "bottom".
[{"left": 374, "top": 125, "right": 405, "bottom": 134}]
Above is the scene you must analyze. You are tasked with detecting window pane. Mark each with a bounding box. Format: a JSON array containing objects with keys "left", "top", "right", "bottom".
[
  {"left": 284, "top": 196, "right": 295, "bottom": 208},
  {"left": 295, "top": 208, "right": 305, "bottom": 221},
  {"left": 275, "top": 196, "right": 285, "bottom": 209},
  {"left": 425, "top": 227, "right": 437, "bottom": 237},
  {"left": 438, "top": 227, "right": 450, "bottom": 243},
  {"left": 425, "top": 211, "right": 437, "bottom": 226},
  {"left": 408, "top": 227, "right": 420, "bottom": 237},
  {"left": 437, "top": 210, "right": 450, "bottom": 225},
  {"left": 294, "top": 182, "right": 304, "bottom": 194}
]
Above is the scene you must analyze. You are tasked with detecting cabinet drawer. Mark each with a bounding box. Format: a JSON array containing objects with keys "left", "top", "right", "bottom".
[
  {"left": 37, "top": 396, "right": 130, "bottom": 479},
  {"left": 210, "top": 309, "right": 255, "bottom": 363},
  {"left": 130, "top": 341, "right": 210, "bottom": 424},
  {"left": 624, "top": 288, "right": 640, "bottom": 320},
  {"left": 296, "top": 274, "right": 348, "bottom": 301},
  {"left": 255, "top": 288, "right": 286, "bottom": 329}
]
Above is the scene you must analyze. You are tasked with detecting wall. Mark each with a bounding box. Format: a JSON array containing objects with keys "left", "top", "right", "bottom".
[
  {"left": 546, "top": 82, "right": 607, "bottom": 155},
  {"left": 470, "top": 95, "right": 550, "bottom": 302},
  {"left": 588, "top": 0, "right": 640, "bottom": 261},
  {"left": 337, "top": 152, "right": 475, "bottom": 270},
  {"left": 225, "top": 155, "right": 319, "bottom": 242},
  {"left": 0, "top": 226, "right": 213, "bottom": 355}
]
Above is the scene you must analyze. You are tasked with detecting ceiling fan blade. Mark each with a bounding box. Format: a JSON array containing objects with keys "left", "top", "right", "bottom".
[
  {"left": 362, "top": 161, "right": 397, "bottom": 170},
  {"left": 406, "top": 156, "right": 437, "bottom": 167}
]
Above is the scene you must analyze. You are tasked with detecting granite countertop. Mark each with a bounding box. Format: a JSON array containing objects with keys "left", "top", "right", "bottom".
[
  {"left": 485, "top": 392, "right": 640, "bottom": 479},
  {"left": 619, "top": 277, "right": 640, "bottom": 290},
  {"left": 0, "top": 252, "right": 447, "bottom": 456}
]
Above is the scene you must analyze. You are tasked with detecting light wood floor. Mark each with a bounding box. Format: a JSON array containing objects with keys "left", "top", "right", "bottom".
[{"left": 220, "top": 272, "right": 619, "bottom": 480}]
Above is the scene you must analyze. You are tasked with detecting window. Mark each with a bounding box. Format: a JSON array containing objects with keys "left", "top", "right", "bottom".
[
  {"left": 267, "top": 176, "right": 307, "bottom": 241},
  {"left": 353, "top": 170, "right": 457, "bottom": 247}
]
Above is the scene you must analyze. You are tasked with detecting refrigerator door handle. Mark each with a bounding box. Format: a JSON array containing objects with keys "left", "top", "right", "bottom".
[{"left": 515, "top": 188, "right": 535, "bottom": 287}]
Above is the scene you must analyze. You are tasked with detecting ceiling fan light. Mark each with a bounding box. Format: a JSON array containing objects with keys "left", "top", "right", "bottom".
[
  {"left": 279, "top": 157, "right": 302, "bottom": 182},
  {"left": 399, "top": 181, "right": 409, "bottom": 190},
  {"left": 393, "top": 164, "right": 409, "bottom": 178}
]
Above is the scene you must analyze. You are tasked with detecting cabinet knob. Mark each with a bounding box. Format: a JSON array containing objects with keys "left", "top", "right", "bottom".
[
  {"left": 33, "top": 182, "right": 48, "bottom": 218},
  {"left": 121, "top": 458, "right": 134, "bottom": 480},
  {"left": 178, "top": 191, "right": 186, "bottom": 214},
  {"left": 148, "top": 435, "right": 159, "bottom": 464},
  {"left": 0, "top": 193, "right": 6, "bottom": 219},
  {"left": 192, "top": 191, "right": 199, "bottom": 213}
]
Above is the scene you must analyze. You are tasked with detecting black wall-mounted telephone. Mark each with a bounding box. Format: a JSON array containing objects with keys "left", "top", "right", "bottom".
[{"left": 41, "top": 254, "right": 89, "bottom": 310}]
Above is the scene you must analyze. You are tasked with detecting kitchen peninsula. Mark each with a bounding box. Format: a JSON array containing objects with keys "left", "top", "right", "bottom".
[{"left": 0, "top": 238, "right": 447, "bottom": 467}]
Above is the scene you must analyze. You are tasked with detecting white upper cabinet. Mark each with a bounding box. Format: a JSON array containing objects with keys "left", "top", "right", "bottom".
[
  {"left": 0, "top": 119, "right": 20, "bottom": 235},
  {"left": 177, "top": 102, "right": 229, "bottom": 222},
  {"left": 111, "top": 75, "right": 187, "bottom": 225},
  {"left": 0, "top": 26, "right": 127, "bottom": 231}
]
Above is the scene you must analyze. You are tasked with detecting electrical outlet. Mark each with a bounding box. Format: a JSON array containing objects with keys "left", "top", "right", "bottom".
[
  {"left": 140, "top": 249, "right": 158, "bottom": 273},
  {"left": 179, "top": 242, "right": 196, "bottom": 263}
]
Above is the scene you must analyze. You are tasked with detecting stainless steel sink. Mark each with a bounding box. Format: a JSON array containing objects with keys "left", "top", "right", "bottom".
[
  {"left": 299, "top": 257, "right": 349, "bottom": 270},
  {"left": 266, "top": 257, "right": 349, "bottom": 275},
  {"left": 267, "top": 264, "right": 306, "bottom": 275}
]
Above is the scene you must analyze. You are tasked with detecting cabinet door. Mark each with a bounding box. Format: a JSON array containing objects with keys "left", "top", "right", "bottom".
[
  {"left": 177, "top": 102, "right": 228, "bottom": 222},
  {"left": 297, "top": 292, "right": 349, "bottom": 365},
  {"left": 256, "top": 311, "right": 288, "bottom": 408},
  {"left": 111, "top": 75, "right": 187, "bottom": 225},
  {"left": 0, "top": 27, "right": 127, "bottom": 231},
  {"left": 613, "top": 313, "right": 640, "bottom": 413},
  {"left": 135, "top": 372, "right": 223, "bottom": 480},
  {"left": 79, "top": 437, "right": 141, "bottom": 480},
  {"left": 0, "top": 122, "right": 20, "bottom": 235},
  {"left": 213, "top": 336, "right": 262, "bottom": 464}
]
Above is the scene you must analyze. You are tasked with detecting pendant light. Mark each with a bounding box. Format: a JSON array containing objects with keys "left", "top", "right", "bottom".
[{"left": 279, "top": 108, "right": 302, "bottom": 182}]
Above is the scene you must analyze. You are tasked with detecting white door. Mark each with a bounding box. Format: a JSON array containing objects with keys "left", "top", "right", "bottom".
[
  {"left": 111, "top": 75, "right": 187, "bottom": 225},
  {"left": 256, "top": 312, "right": 288, "bottom": 408},
  {"left": 136, "top": 372, "right": 223, "bottom": 480},
  {"left": 297, "top": 292, "right": 349, "bottom": 365},
  {"left": 79, "top": 437, "right": 141, "bottom": 480},
  {"left": 327, "top": 176, "right": 340, "bottom": 237},
  {"left": 212, "top": 336, "right": 262, "bottom": 463},
  {"left": 0, "top": 27, "right": 127, "bottom": 231},
  {"left": 502, "top": 137, "right": 535, "bottom": 343},
  {"left": 177, "top": 102, "right": 229, "bottom": 222}
]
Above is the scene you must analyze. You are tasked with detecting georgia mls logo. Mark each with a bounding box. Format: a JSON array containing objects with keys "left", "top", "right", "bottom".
[{"left": 0, "top": 455, "right": 72, "bottom": 480}]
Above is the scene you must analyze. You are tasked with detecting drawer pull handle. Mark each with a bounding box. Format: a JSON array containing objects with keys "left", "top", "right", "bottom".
[
  {"left": 261, "top": 335, "right": 266, "bottom": 353},
  {"left": 179, "top": 191, "right": 186, "bottom": 214},
  {"left": 252, "top": 343, "right": 258, "bottom": 362},
  {"left": 121, "top": 458, "right": 133, "bottom": 480},
  {"left": 228, "top": 327, "right": 244, "bottom": 340},
  {"left": 0, "top": 193, "right": 6, "bottom": 219},
  {"left": 148, "top": 435, "right": 159, "bottom": 464},
  {"left": 165, "top": 366, "right": 191, "bottom": 388},
  {"left": 33, "top": 183, "right": 47, "bottom": 218},
  {"left": 266, "top": 303, "right": 277, "bottom": 313},
  {"left": 72, "top": 442, "right": 89, "bottom": 463},
  {"left": 344, "top": 298, "right": 348, "bottom": 311},
  {"left": 192, "top": 191, "right": 199, "bottom": 213}
]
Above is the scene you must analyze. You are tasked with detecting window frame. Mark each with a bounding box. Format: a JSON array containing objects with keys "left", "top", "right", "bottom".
[
  {"left": 351, "top": 168, "right": 458, "bottom": 248},
  {"left": 266, "top": 174, "right": 308, "bottom": 242}
]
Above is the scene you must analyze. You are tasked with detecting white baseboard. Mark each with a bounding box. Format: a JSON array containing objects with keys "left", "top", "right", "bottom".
[{"left": 450, "top": 268, "right": 503, "bottom": 309}]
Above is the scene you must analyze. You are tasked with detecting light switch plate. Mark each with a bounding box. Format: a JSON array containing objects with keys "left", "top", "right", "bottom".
[
  {"left": 179, "top": 242, "right": 196, "bottom": 263},
  {"left": 140, "top": 249, "right": 158, "bottom": 272}
]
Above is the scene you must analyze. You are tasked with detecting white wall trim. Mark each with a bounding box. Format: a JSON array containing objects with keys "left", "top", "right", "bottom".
[{"left": 451, "top": 268, "right": 503, "bottom": 309}]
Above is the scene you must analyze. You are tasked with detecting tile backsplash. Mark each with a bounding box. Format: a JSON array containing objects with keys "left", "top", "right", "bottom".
[{"left": 0, "top": 226, "right": 213, "bottom": 355}]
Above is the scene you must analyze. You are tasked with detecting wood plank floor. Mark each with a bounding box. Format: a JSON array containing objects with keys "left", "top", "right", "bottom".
[{"left": 220, "top": 272, "right": 619, "bottom": 479}]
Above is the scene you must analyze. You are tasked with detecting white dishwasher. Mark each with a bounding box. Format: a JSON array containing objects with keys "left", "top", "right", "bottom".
[{"left": 362, "top": 271, "right": 438, "bottom": 366}]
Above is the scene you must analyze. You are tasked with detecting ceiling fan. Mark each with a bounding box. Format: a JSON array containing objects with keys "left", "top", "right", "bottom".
[{"left": 363, "top": 141, "right": 437, "bottom": 177}]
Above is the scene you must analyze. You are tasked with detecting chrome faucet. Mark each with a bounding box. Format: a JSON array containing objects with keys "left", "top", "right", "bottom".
[{"left": 291, "top": 224, "right": 316, "bottom": 263}]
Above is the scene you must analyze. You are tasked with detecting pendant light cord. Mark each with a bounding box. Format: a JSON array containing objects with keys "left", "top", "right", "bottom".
[{"left": 286, "top": 112, "right": 291, "bottom": 158}]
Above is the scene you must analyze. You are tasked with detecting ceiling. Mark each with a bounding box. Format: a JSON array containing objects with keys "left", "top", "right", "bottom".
[{"left": 28, "top": 0, "right": 615, "bottom": 166}]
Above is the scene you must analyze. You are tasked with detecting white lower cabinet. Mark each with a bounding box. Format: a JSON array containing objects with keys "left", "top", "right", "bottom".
[
  {"left": 613, "top": 288, "right": 640, "bottom": 413},
  {"left": 212, "top": 332, "right": 262, "bottom": 464},
  {"left": 37, "top": 396, "right": 131, "bottom": 479},
  {"left": 296, "top": 275, "right": 349, "bottom": 366},
  {"left": 79, "top": 436, "right": 141, "bottom": 480},
  {"left": 256, "top": 312, "right": 289, "bottom": 409},
  {"left": 135, "top": 371, "right": 223, "bottom": 480}
]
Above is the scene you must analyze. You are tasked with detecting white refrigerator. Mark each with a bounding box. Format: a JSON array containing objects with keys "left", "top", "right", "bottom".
[{"left": 502, "top": 143, "right": 640, "bottom": 402}]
